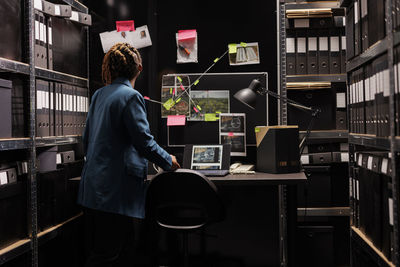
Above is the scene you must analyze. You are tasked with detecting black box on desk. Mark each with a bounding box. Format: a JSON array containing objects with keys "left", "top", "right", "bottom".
[
  {"left": 0, "top": 181, "right": 27, "bottom": 249},
  {"left": 255, "top": 126, "right": 300, "bottom": 174},
  {"left": 0, "top": 78, "right": 12, "bottom": 138}
]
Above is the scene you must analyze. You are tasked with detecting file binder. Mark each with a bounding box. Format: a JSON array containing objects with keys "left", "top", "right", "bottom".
[
  {"left": 368, "top": 0, "right": 386, "bottom": 47},
  {"left": 365, "top": 63, "right": 373, "bottom": 134},
  {"left": 39, "top": 12, "right": 47, "bottom": 68},
  {"left": 55, "top": 83, "right": 62, "bottom": 136},
  {"left": 354, "top": 0, "right": 361, "bottom": 56},
  {"left": 340, "top": 32, "right": 346, "bottom": 73},
  {"left": 329, "top": 34, "right": 341, "bottom": 74},
  {"left": 360, "top": 0, "right": 368, "bottom": 52},
  {"left": 286, "top": 33, "right": 296, "bottom": 75},
  {"left": 49, "top": 82, "right": 54, "bottom": 136},
  {"left": 54, "top": 4, "right": 72, "bottom": 17},
  {"left": 42, "top": 0, "right": 55, "bottom": 16},
  {"left": 47, "top": 16, "right": 53, "bottom": 70},
  {"left": 307, "top": 36, "right": 318, "bottom": 75},
  {"left": 34, "top": 10, "right": 41, "bottom": 67},
  {"left": 296, "top": 32, "right": 307, "bottom": 75},
  {"left": 346, "top": 3, "right": 355, "bottom": 60},
  {"left": 318, "top": 35, "right": 329, "bottom": 74}
]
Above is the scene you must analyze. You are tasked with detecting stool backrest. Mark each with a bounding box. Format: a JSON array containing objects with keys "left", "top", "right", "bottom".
[{"left": 145, "top": 169, "right": 224, "bottom": 228}]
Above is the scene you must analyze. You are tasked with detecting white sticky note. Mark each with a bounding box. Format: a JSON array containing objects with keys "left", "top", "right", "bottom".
[
  {"left": 43, "top": 23, "right": 47, "bottom": 44},
  {"left": 381, "top": 158, "right": 388, "bottom": 174},
  {"left": 70, "top": 11, "right": 79, "bottom": 22},
  {"left": 319, "top": 37, "right": 328, "bottom": 51},
  {"left": 301, "top": 155, "right": 309, "bottom": 165},
  {"left": 0, "top": 172, "right": 7, "bottom": 185},
  {"left": 35, "top": 21, "right": 40, "bottom": 41},
  {"left": 389, "top": 198, "right": 394, "bottom": 226},
  {"left": 294, "top": 19, "right": 310, "bottom": 28},
  {"left": 336, "top": 92, "right": 346, "bottom": 108},
  {"left": 341, "top": 153, "right": 349, "bottom": 162},
  {"left": 48, "top": 27, "right": 52, "bottom": 46},
  {"left": 56, "top": 153, "right": 62, "bottom": 164},
  {"left": 367, "top": 156, "right": 373, "bottom": 170},
  {"left": 50, "top": 92, "right": 54, "bottom": 110},
  {"left": 341, "top": 36, "right": 346, "bottom": 50},
  {"left": 34, "top": 0, "right": 42, "bottom": 10},
  {"left": 308, "top": 37, "right": 317, "bottom": 51},
  {"left": 330, "top": 36, "right": 340, "bottom": 52},
  {"left": 55, "top": 5, "right": 61, "bottom": 16},
  {"left": 383, "top": 69, "right": 390, "bottom": 97},
  {"left": 354, "top": 1, "right": 359, "bottom": 23},
  {"left": 358, "top": 154, "right": 363, "bottom": 166},
  {"left": 286, "top": 38, "right": 295, "bottom": 53},
  {"left": 356, "top": 180, "right": 360, "bottom": 200},
  {"left": 39, "top": 22, "right": 44, "bottom": 42},
  {"left": 297, "top": 38, "right": 306, "bottom": 53}
]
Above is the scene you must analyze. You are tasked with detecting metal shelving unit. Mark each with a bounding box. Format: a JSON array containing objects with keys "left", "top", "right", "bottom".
[
  {"left": 0, "top": 138, "right": 32, "bottom": 151},
  {"left": 0, "top": 1, "right": 89, "bottom": 266},
  {"left": 278, "top": 1, "right": 350, "bottom": 267},
  {"left": 345, "top": 0, "right": 400, "bottom": 265},
  {"left": 286, "top": 74, "right": 347, "bottom": 83}
]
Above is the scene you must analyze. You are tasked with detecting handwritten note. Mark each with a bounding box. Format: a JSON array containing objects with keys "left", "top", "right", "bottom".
[
  {"left": 177, "top": 29, "right": 197, "bottom": 41},
  {"left": 167, "top": 115, "right": 186, "bottom": 126},
  {"left": 116, "top": 20, "right": 135, "bottom": 32}
]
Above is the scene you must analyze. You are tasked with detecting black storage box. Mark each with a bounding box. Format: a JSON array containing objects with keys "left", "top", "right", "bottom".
[
  {"left": 0, "top": 181, "right": 27, "bottom": 249},
  {"left": 37, "top": 169, "right": 67, "bottom": 230},
  {"left": 255, "top": 126, "right": 300, "bottom": 173}
]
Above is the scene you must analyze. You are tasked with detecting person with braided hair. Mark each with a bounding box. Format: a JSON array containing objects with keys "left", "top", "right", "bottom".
[{"left": 78, "top": 43, "right": 180, "bottom": 266}]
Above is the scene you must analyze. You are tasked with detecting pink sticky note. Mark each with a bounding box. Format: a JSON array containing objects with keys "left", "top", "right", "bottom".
[
  {"left": 116, "top": 20, "right": 135, "bottom": 32},
  {"left": 167, "top": 115, "right": 186, "bottom": 126},
  {"left": 193, "top": 106, "right": 199, "bottom": 113},
  {"left": 178, "top": 29, "right": 197, "bottom": 41},
  {"left": 143, "top": 96, "right": 150, "bottom": 100},
  {"left": 180, "top": 84, "right": 185, "bottom": 91},
  {"left": 228, "top": 132, "right": 234, "bottom": 137}
]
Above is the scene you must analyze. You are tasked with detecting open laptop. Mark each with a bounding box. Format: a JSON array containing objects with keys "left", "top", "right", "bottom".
[{"left": 183, "top": 144, "right": 231, "bottom": 177}]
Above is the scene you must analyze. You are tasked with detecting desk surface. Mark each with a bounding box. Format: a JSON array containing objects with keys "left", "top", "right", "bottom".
[{"left": 147, "top": 171, "right": 307, "bottom": 186}]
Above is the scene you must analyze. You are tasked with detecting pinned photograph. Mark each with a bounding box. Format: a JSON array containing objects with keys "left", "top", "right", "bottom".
[
  {"left": 219, "top": 113, "right": 246, "bottom": 156},
  {"left": 161, "top": 75, "right": 190, "bottom": 118},
  {"left": 228, "top": 42, "right": 260, "bottom": 66},
  {"left": 189, "top": 90, "right": 230, "bottom": 121}
]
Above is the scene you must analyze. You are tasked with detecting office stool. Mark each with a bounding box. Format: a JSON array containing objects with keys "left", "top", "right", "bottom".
[{"left": 145, "top": 169, "right": 225, "bottom": 267}]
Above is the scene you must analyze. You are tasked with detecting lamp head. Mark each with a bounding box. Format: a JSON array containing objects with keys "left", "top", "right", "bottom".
[{"left": 234, "top": 79, "right": 263, "bottom": 110}]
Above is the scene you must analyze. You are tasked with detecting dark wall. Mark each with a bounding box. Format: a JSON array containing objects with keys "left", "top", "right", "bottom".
[{"left": 85, "top": 0, "right": 277, "bottom": 146}]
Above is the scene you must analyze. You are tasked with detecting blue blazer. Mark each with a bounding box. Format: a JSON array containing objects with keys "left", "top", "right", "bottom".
[{"left": 77, "top": 77, "right": 172, "bottom": 218}]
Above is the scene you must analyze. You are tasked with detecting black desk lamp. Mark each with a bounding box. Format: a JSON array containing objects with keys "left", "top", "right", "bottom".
[{"left": 234, "top": 79, "right": 321, "bottom": 155}]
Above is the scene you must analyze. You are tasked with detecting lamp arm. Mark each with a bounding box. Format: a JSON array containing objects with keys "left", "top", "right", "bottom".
[{"left": 258, "top": 87, "right": 315, "bottom": 113}]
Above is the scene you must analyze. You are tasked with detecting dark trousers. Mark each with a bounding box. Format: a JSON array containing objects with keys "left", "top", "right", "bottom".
[{"left": 84, "top": 208, "right": 145, "bottom": 267}]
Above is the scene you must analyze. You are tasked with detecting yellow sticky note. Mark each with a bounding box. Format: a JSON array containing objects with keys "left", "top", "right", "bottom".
[
  {"left": 229, "top": 43, "right": 237, "bottom": 54},
  {"left": 240, "top": 42, "right": 247, "bottom": 47},
  {"left": 205, "top": 113, "right": 219, "bottom": 122},
  {"left": 177, "top": 76, "right": 182, "bottom": 82},
  {"left": 163, "top": 98, "right": 175, "bottom": 110},
  {"left": 194, "top": 80, "right": 199, "bottom": 85},
  {"left": 176, "top": 98, "right": 182, "bottom": 103},
  {"left": 197, "top": 105, "right": 202, "bottom": 111},
  {"left": 255, "top": 127, "right": 260, "bottom": 133}
]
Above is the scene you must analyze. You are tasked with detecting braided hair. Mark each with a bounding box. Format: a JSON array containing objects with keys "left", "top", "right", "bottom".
[{"left": 101, "top": 43, "right": 142, "bottom": 85}]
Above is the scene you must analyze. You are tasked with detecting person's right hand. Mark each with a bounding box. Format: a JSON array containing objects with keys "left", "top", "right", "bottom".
[{"left": 170, "top": 155, "right": 181, "bottom": 170}]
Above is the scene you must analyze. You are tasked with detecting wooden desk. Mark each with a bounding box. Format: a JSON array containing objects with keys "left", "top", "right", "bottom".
[{"left": 148, "top": 171, "right": 306, "bottom": 267}]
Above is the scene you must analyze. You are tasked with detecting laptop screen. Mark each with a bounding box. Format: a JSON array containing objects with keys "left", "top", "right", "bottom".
[{"left": 190, "top": 145, "right": 223, "bottom": 170}]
